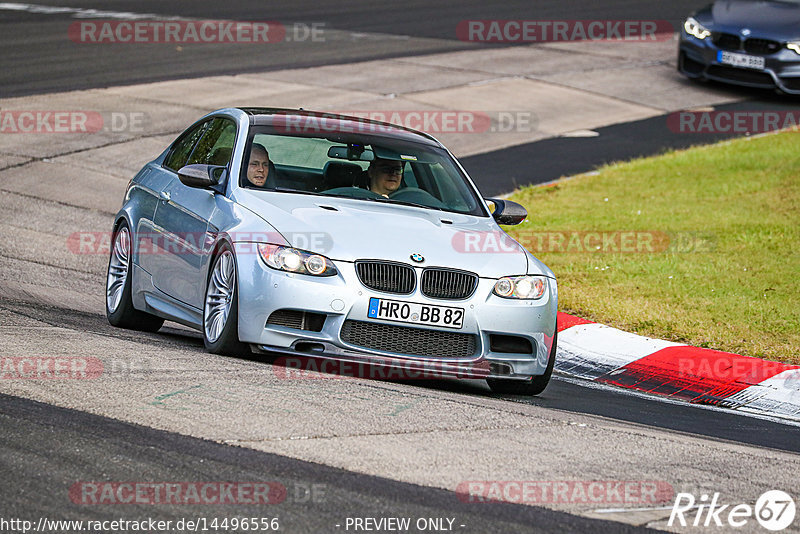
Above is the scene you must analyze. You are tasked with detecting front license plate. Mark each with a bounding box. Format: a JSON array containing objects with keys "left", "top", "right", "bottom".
[
  {"left": 717, "top": 50, "right": 765, "bottom": 70},
  {"left": 367, "top": 298, "right": 464, "bottom": 329}
]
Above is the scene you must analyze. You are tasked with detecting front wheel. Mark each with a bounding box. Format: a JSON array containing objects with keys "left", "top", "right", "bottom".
[
  {"left": 203, "top": 246, "right": 249, "bottom": 356},
  {"left": 106, "top": 222, "right": 164, "bottom": 332},
  {"left": 487, "top": 329, "right": 557, "bottom": 396}
]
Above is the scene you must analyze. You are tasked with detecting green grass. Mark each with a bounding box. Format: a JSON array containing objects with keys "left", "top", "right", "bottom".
[{"left": 506, "top": 131, "right": 800, "bottom": 364}]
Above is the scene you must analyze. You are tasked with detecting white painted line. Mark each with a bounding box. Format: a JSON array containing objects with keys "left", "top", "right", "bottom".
[
  {"left": 0, "top": 2, "right": 186, "bottom": 20},
  {"left": 592, "top": 505, "right": 675, "bottom": 514},
  {"left": 561, "top": 129, "right": 599, "bottom": 137}
]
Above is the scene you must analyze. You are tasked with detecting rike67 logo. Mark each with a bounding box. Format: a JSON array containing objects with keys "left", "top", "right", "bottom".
[{"left": 669, "top": 490, "right": 796, "bottom": 531}]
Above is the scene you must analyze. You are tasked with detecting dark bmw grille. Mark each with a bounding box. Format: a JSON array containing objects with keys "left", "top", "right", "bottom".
[
  {"left": 420, "top": 268, "right": 478, "bottom": 300},
  {"left": 713, "top": 32, "right": 740, "bottom": 51},
  {"left": 340, "top": 320, "right": 478, "bottom": 358},
  {"left": 712, "top": 33, "right": 782, "bottom": 56},
  {"left": 356, "top": 261, "right": 415, "bottom": 294},
  {"left": 744, "top": 38, "right": 781, "bottom": 55}
]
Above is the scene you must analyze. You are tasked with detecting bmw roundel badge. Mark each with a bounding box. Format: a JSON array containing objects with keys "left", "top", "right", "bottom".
[{"left": 410, "top": 253, "right": 425, "bottom": 263}]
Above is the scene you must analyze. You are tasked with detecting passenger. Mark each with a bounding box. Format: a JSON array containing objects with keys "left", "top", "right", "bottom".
[
  {"left": 367, "top": 157, "right": 404, "bottom": 197},
  {"left": 246, "top": 143, "right": 271, "bottom": 187}
]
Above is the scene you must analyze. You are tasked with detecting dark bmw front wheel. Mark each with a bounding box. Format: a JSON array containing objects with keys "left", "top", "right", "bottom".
[
  {"left": 106, "top": 221, "right": 164, "bottom": 332},
  {"left": 203, "top": 245, "right": 250, "bottom": 355}
]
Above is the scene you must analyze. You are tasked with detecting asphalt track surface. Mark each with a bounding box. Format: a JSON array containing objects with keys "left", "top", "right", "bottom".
[
  {"left": 4, "top": 299, "right": 800, "bottom": 456},
  {"left": 2, "top": 1, "right": 800, "bottom": 532},
  {"left": 1, "top": 298, "right": 798, "bottom": 534},
  {"left": 2, "top": 0, "right": 703, "bottom": 97},
  {"left": 1, "top": 392, "right": 656, "bottom": 534}
]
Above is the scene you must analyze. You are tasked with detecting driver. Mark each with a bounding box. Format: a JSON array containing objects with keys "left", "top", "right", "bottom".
[
  {"left": 246, "top": 143, "right": 271, "bottom": 187},
  {"left": 367, "top": 158, "right": 403, "bottom": 197}
]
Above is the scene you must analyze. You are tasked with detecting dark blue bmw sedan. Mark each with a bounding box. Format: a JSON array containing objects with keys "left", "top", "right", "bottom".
[{"left": 678, "top": 0, "right": 800, "bottom": 94}]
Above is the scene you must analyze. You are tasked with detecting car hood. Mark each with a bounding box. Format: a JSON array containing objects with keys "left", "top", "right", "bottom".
[
  {"left": 701, "top": 0, "right": 800, "bottom": 39},
  {"left": 237, "top": 191, "right": 538, "bottom": 279}
]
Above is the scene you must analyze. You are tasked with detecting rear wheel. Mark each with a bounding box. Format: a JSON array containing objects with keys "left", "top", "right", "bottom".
[
  {"left": 203, "top": 245, "right": 249, "bottom": 355},
  {"left": 487, "top": 329, "right": 557, "bottom": 396},
  {"left": 106, "top": 222, "right": 164, "bottom": 332}
]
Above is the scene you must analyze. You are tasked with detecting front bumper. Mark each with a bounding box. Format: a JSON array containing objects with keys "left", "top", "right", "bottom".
[
  {"left": 235, "top": 252, "right": 557, "bottom": 380},
  {"left": 679, "top": 32, "right": 800, "bottom": 94}
]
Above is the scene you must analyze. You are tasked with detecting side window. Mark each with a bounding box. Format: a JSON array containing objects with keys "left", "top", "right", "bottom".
[
  {"left": 186, "top": 118, "right": 237, "bottom": 167},
  {"left": 164, "top": 121, "right": 209, "bottom": 172}
]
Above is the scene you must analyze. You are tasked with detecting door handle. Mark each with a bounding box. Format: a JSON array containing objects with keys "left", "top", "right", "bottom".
[{"left": 159, "top": 191, "right": 171, "bottom": 203}]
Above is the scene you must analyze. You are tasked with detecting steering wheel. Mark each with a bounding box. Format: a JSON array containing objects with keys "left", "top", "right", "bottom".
[{"left": 389, "top": 187, "right": 445, "bottom": 208}]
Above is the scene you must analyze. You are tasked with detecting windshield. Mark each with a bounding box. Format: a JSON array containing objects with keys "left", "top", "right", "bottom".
[{"left": 240, "top": 130, "right": 488, "bottom": 217}]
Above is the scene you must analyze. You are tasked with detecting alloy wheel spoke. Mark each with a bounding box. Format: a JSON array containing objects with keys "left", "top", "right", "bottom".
[
  {"left": 106, "top": 227, "right": 131, "bottom": 313},
  {"left": 204, "top": 251, "right": 235, "bottom": 343}
]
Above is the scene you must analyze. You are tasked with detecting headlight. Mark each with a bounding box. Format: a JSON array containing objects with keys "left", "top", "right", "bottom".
[
  {"left": 788, "top": 42, "right": 800, "bottom": 54},
  {"left": 493, "top": 275, "right": 547, "bottom": 299},
  {"left": 257, "top": 244, "right": 337, "bottom": 276},
  {"left": 684, "top": 17, "right": 711, "bottom": 40}
]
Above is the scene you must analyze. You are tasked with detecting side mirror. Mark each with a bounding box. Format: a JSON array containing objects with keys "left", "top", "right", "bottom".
[
  {"left": 177, "top": 164, "right": 227, "bottom": 190},
  {"left": 486, "top": 198, "right": 527, "bottom": 225}
]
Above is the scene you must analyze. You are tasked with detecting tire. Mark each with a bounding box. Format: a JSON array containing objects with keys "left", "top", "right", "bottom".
[
  {"left": 203, "top": 244, "right": 250, "bottom": 356},
  {"left": 487, "top": 328, "right": 557, "bottom": 396},
  {"left": 106, "top": 222, "right": 165, "bottom": 332}
]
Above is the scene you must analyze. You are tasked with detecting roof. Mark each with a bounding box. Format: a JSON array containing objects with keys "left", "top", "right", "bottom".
[{"left": 237, "top": 107, "right": 442, "bottom": 147}]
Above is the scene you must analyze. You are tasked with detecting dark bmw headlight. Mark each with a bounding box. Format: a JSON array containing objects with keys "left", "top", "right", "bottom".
[
  {"left": 788, "top": 42, "right": 800, "bottom": 55},
  {"left": 684, "top": 17, "right": 711, "bottom": 40},
  {"left": 257, "top": 244, "right": 337, "bottom": 276},
  {"left": 493, "top": 275, "right": 547, "bottom": 299}
]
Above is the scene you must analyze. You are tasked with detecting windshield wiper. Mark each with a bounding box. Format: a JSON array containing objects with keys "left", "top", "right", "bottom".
[
  {"left": 270, "top": 187, "right": 326, "bottom": 196},
  {"left": 267, "top": 187, "right": 449, "bottom": 212},
  {"left": 268, "top": 187, "right": 363, "bottom": 201}
]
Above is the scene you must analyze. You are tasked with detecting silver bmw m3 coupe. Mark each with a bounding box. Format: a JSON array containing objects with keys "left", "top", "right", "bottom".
[{"left": 106, "top": 108, "right": 558, "bottom": 395}]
